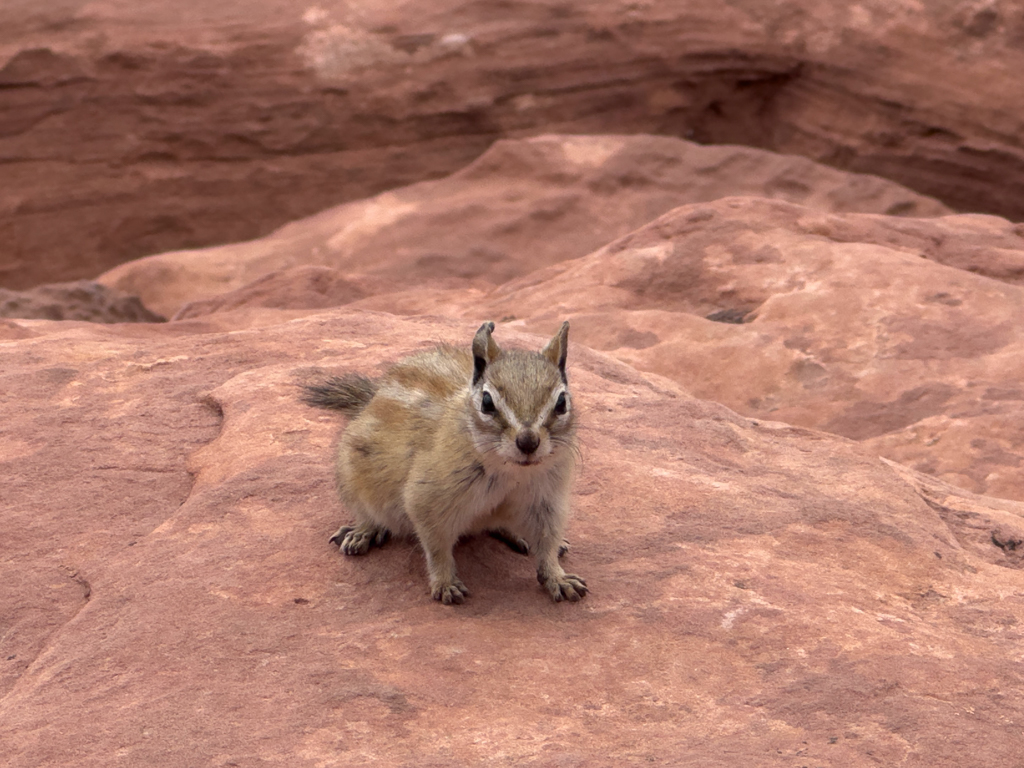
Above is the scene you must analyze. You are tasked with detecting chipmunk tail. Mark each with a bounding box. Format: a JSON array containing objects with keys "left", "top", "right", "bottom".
[{"left": 302, "top": 374, "right": 378, "bottom": 414}]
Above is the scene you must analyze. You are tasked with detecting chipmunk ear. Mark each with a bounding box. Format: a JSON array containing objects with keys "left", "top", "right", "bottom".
[
  {"left": 472, "top": 321, "right": 500, "bottom": 384},
  {"left": 541, "top": 321, "right": 570, "bottom": 382}
]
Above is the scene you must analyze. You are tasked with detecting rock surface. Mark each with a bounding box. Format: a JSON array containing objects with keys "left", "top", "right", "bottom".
[
  {"left": 3, "top": 311, "right": 1024, "bottom": 766},
  {"left": 99, "top": 134, "right": 950, "bottom": 319},
  {"left": 97, "top": 135, "right": 1024, "bottom": 501},
  {"left": 8, "top": 2, "right": 1024, "bottom": 761},
  {"left": 0, "top": 280, "right": 164, "bottom": 322},
  {"left": 7, "top": 0, "right": 1024, "bottom": 287},
  {"left": 437, "top": 196, "right": 1024, "bottom": 501}
]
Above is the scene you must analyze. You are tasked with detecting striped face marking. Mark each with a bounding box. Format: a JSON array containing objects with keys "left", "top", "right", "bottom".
[
  {"left": 468, "top": 321, "right": 575, "bottom": 469},
  {"left": 473, "top": 385, "right": 572, "bottom": 466},
  {"left": 476, "top": 386, "right": 570, "bottom": 429}
]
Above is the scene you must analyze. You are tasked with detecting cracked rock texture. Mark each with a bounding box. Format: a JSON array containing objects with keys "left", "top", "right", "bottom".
[
  {"left": 3, "top": 312, "right": 1024, "bottom": 766},
  {"left": 5, "top": 0, "right": 1024, "bottom": 288}
]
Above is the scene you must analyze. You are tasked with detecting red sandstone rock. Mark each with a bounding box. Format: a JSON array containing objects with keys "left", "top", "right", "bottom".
[
  {"left": 6, "top": 0, "right": 1024, "bottom": 288},
  {"left": 422, "top": 197, "right": 1024, "bottom": 500},
  {"left": 100, "top": 134, "right": 949, "bottom": 319},
  {"left": 3, "top": 311, "right": 1024, "bottom": 765},
  {"left": 8, "top": 3, "right": 1024, "bottom": 759},
  {"left": 0, "top": 280, "right": 164, "bottom": 322},
  {"left": 126, "top": 171, "right": 1024, "bottom": 501},
  {"left": 172, "top": 265, "right": 372, "bottom": 320}
]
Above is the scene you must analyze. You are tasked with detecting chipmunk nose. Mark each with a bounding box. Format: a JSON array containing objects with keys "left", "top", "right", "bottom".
[{"left": 515, "top": 429, "right": 540, "bottom": 456}]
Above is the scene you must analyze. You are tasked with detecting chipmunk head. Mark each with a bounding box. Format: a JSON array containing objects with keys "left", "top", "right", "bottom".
[{"left": 468, "top": 321, "right": 575, "bottom": 467}]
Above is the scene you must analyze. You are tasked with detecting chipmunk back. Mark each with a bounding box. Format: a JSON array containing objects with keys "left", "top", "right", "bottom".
[{"left": 303, "top": 321, "right": 587, "bottom": 604}]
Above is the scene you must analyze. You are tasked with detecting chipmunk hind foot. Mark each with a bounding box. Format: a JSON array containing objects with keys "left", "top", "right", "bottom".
[
  {"left": 488, "top": 529, "right": 570, "bottom": 558},
  {"left": 488, "top": 528, "right": 530, "bottom": 555}
]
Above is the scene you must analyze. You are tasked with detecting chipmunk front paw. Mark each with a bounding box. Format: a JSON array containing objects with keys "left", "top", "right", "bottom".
[
  {"left": 330, "top": 524, "right": 389, "bottom": 555},
  {"left": 432, "top": 578, "right": 469, "bottom": 605},
  {"left": 540, "top": 573, "right": 588, "bottom": 602}
]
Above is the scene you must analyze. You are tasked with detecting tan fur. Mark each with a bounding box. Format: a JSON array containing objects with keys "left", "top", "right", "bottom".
[{"left": 311, "top": 322, "right": 587, "bottom": 605}]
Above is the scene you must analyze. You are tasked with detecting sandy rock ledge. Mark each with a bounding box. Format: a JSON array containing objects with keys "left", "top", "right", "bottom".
[{"left": 2, "top": 311, "right": 1024, "bottom": 766}]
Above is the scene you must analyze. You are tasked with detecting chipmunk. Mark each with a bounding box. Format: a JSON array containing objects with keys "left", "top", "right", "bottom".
[{"left": 302, "top": 321, "right": 587, "bottom": 605}]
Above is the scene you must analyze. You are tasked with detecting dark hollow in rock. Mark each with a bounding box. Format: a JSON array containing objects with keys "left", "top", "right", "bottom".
[
  {"left": 0, "top": 281, "right": 165, "bottom": 323},
  {"left": 706, "top": 308, "right": 751, "bottom": 324}
]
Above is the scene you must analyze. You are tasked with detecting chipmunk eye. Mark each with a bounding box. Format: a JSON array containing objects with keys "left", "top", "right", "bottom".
[
  {"left": 481, "top": 391, "right": 497, "bottom": 415},
  {"left": 554, "top": 392, "right": 568, "bottom": 415}
]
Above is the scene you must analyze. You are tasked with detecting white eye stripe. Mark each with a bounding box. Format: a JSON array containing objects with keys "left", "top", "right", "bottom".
[
  {"left": 476, "top": 387, "right": 569, "bottom": 426},
  {"left": 479, "top": 388, "right": 522, "bottom": 430},
  {"left": 542, "top": 387, "right": 570, "bottom": 420}
]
